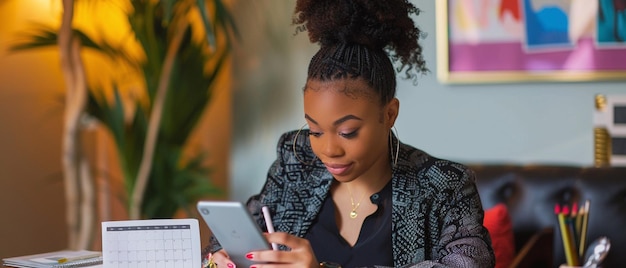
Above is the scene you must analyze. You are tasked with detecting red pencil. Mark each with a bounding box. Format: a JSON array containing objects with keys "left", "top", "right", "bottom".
[
  {"left": 562, "top": 205, "right": 570, "bottom": 216},
  {"left": 554, "top": 203, "right": 561, "bottom": 215},
  {"left": 558, "top": 211, "right": 580, "bottom": 265}
]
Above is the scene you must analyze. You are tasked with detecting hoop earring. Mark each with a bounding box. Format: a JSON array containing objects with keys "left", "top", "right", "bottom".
[
  {"left": 293, "top": 124, "right": 318, "bottom": 165},
  {"left": 389, "top": 126, "right": 399, "bottom": 168}
]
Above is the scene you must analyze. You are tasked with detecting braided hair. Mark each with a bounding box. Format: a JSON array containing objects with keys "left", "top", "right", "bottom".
[{"left": 293, "top": 0, "right": 427, "bottom": 104}]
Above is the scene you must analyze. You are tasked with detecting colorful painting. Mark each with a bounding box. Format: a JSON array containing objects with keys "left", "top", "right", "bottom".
[
  {"left": 436, "top": 0, "right": 626, "bottom": 83},
  {"left": 598, "top": 0, "right": 626, "bottom": 44}
]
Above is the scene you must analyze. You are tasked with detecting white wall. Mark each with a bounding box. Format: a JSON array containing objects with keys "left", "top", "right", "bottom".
[{"left": 229, "top": 0, "right": 626, "bottom": 202}]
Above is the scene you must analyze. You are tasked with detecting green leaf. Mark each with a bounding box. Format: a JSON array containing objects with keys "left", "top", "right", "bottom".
[
  {"left": 212, "top": 0, "right": 240, "bottom": 43},
  {"left": 196, "top": 0, "right": 216, "bottom": 46},
  {"left": 160, "top": 37, "right": 225, "bottom": 145},
  {"left": 140, "top": 146, "right": 221, "bottom": 219},
  {"left": 161, "top": 0, "right": 177, "bottom": 26},
  {"left": 10, "top": 23, "right": 139, "bottom": 69}
]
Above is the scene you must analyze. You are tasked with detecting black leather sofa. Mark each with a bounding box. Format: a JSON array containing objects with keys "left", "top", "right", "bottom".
[{"left": 470, "top": 164, "right": 626, "bottom": 268}]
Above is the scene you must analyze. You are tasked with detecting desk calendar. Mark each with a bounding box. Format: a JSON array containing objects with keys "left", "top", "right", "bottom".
[{"left": 101, "top": 219, "right": 201, "bottom": 268}]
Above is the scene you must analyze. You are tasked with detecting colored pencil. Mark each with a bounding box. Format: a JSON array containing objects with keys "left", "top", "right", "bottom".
[
  {"left": 579, "top": 200, "right": 590, "bottom": 258},
  {"left": 558, "top": 212, "right": 580, "bottom": 266},
  {"left": 568, "top": 204, "right": 579, "bottom": 248},
  {"left": 575, "top": 202, "right": 584, "bottom": 243}
]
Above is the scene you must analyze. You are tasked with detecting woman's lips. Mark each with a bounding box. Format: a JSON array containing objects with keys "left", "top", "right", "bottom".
[{"left": 325, "top": 163, "right": 352, "bottom": 176}]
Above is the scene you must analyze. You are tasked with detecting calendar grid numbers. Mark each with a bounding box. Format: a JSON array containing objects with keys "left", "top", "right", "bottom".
[{"left": 102, "top": 219, "right": 200, "bottom": 268}]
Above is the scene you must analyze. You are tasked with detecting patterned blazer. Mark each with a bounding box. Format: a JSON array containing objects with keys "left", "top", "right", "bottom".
[{"left": 206, "top": 130, "right": 495, "bottom": 268}]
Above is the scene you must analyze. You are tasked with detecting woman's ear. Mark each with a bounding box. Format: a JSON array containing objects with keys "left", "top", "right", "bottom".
[{"left": 386, "top": 98, "right": 400, "bottom": 128}]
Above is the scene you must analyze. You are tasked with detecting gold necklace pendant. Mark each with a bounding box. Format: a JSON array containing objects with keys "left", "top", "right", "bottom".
[
  {"left": 350, "top": 210, "right": 358, "bottom": 218},
  {"left": 347, "top": 185, "right": 366, "bottom": 219}
]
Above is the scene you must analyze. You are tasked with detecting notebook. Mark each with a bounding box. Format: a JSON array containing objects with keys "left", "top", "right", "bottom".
[
  {"left": 101, "top": 218, "right": 201, "bottom": 268},
  {"left": 2, "top": 250, "right": 102, "bottom": 268}
]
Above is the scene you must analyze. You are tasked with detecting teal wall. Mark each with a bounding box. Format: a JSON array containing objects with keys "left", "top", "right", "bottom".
[{"left": 229, "top": 1, "right": 626, "bottom": 202}]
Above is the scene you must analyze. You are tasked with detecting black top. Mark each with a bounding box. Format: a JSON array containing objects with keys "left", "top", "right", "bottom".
[{"left": 305, "top": 180, "right": 393, "bottom": 268}]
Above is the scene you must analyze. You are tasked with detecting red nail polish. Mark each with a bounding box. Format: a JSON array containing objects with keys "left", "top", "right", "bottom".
[
  {"left": 246, "top": 253, "right": 253, "bottom": 259},
  {"left": 227, "top": 263, "right": 235, "bottom": 268},
  {"left": 250, "top": 266, "right": 257, "bottom": 268}
]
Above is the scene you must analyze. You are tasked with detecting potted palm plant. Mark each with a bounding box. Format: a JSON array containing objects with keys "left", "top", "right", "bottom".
[{"left": 10, "top": 0, "right": 237, "bottom": 250}]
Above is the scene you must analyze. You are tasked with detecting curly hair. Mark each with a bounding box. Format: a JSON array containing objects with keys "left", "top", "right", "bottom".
[{"left": 293, "top": 0, "right": 427, "bottom": 103}]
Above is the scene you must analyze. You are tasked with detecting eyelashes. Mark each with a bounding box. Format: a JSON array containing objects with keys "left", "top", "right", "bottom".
[
  {"left": 309, "top": 131, "right": 322, "bottom": 137},
  {"left": 308, "top": 130, "right": 359, "bottom": 139},
  {"left": 339, "top": 130, "right": 358, "bottom": 139}
]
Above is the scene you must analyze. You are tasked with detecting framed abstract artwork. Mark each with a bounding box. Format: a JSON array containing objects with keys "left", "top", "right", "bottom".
[{"left": 436, "top": 0, "right": 626, "bottom": 83}]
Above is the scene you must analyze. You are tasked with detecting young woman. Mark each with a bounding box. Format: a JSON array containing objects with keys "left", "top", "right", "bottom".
[{"left": 203, "top": 0, "right": 495, "bottom": 267}]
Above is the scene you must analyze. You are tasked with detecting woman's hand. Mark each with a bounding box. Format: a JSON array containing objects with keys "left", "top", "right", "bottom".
[
  {"left": 207, "top": 249, "right": 237, "bottom": 268},
  {"left": 245, "top": 232, "right": 319, "bottom": 268}
]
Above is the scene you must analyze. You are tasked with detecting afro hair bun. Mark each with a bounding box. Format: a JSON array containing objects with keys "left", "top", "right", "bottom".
[{"left": 293, "top": 0, "right": 428, "bottom": 76}]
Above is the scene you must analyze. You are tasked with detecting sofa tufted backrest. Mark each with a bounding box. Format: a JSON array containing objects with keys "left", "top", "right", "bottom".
[{"left": 470, "top": 164, "right": 626, "bottom": 268}]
